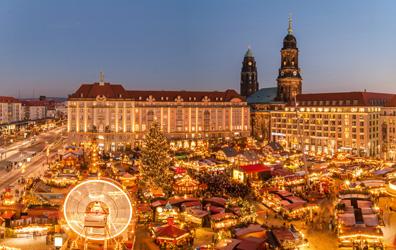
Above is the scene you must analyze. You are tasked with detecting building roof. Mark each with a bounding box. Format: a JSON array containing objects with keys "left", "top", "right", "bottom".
[
  {"left": 272, "top": 228, "right": 296, "bottom": 242},
  {"left": 69, "top": 83, "right": 127, "bottom": 99},
  {"left": 69, "top": 82, "right": 245, "bottom": 102},
  {"left": 247, "top": 87, "right": 281, "bottom": 104},
  {"left": 385, "top": 95, "right": 396, "bottom": 107},
  {"left": 21, "top": 100, "right": 49, "bottom": 107},
  {"left": 236, "top": 237, "right": 266, "bottom": 250},
  {"left": 238, "top": 164, "right": 271, "bottom": 173},
  {"left": 220, "top": 147, "right": 238, "bottom": 158},
  {"left": 234, "top": 224, "right": 265, "bottom": 238},
  {"left": 155, "top": 223, "right": 189, "bottom": 240},
  {"left": 0, "top": 96, "right": 20, "bottom": 103},
  {"left": 204, "top": 197, "right": 227, "bottom": 207},
  {"left": 296, "top": 91, "right": 395, "bottom": 107}
]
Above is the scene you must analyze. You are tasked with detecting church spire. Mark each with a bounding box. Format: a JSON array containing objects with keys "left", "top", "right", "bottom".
[
  {"left": 277, "top": 15, "right": 302, "bottom": 103},
  {"left": 288, "top": 14, "right": 293, "bottom": 35},
  {"left": 245, "top": 46, "right": 254, "bottom": 58}
]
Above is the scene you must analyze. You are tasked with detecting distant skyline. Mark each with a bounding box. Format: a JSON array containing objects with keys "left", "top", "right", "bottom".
[{"left": 0, "top": 1, "right": 396, "bottom": 97}]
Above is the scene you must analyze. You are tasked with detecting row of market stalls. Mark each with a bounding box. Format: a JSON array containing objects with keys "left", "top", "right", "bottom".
[
  {"left": 215, "top": 224, "right": 307, "bottom": 250},
  {"left": 137, "top": 193, "right": 256, "bottom": 248},
  {"left": 336, "top": 191, "right": 384, "bottom": 249},
  {"left": 260, "top": 189, "right": 318, "bottom": 220}
]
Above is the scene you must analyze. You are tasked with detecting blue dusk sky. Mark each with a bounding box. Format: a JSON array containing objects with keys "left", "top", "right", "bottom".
[{"left": 0, "top": 0, "right": 395, "bottom": 97}]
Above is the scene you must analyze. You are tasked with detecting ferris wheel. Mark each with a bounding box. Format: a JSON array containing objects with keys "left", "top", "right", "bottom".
[{"left": 63, "top": 179, "right": 133, "bottom": 242}]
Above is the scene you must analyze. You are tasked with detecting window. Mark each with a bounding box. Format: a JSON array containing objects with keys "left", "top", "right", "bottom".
[
  {"left": 147, "top": 110, "right": 154, "bottom": 127},
  {"left": 204, "top": 110, "right": 210, "bottom": 131},
  {"left": 176, "top": 108, "right": 183, "bottom": 131}
]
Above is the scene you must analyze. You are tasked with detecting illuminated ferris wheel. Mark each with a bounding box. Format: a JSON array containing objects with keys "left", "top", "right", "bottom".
[{"left": 63, "top": 179, "right": 133, "bottom": 244}]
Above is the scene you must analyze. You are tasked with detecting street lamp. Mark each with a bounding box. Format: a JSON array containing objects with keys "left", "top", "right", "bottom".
[{"left": 54, "top": 233, "right": 63, "bottom": 249}]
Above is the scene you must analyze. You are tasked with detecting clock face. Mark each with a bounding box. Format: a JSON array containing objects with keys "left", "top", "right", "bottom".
[{"left": 248, "top": 61, "right": 252, "bottom": 66}]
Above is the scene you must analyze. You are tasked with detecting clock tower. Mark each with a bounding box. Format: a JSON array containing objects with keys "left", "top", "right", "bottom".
[
  {"left": 276, "top": 16, "right": 302, "bottom": 103},
  {"left": 240, "top": 47, "right": 259, "bottom": 97}
]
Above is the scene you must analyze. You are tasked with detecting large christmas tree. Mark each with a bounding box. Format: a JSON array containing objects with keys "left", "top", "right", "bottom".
[{"left": 140, "top": 121, "right": 174, "bottom": 195}]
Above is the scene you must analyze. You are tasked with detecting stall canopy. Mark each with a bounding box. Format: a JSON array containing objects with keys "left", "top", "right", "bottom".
[{"left": 238, "top": 164, "right": 271, "bottom": 173}]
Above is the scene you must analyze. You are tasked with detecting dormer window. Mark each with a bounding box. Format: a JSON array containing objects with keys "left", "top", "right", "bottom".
[
  {"left": 161, "top": 97, "right": 164, "bottom": 100},
  {"left": 139, "top": 96, "right": 142, "bottom": 100},
  {"left": 80, "top": 93, "right": 83, "bottom": 98}
]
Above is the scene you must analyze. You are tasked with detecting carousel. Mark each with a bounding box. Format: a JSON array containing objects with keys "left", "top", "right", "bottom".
[{"left": 173, "top": 174, "right": 207, "bottom": 195}]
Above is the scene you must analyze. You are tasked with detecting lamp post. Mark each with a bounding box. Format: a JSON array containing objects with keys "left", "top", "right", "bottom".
[{"left": 54, "top": 233, "right": 63, "bottom": 249}]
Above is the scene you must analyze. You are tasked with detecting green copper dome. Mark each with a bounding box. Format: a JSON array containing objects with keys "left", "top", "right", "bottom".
[{"left": 244, "top": 48, "right": 254, "bottom": 57}]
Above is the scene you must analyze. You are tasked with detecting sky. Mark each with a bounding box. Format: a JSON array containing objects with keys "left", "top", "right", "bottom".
[{"left": 0, "top": 0, "right": 395, "bottom": 97}]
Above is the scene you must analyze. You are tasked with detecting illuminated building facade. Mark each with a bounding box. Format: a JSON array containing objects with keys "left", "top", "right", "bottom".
[
  {"left": 68, "top": 78, "right": 250, "bottom": 150},
  {"left": 380, "top": 96, "right": 396, "bottom": 160},
  {"left": 271, "top": 92, "right": 394, "bottom": 157},
  {"left": 21, "top": 101, "right": 47, "bottom": 121},
  {"left": 0, "top": 96, "right": 23, "bottom": 124}
]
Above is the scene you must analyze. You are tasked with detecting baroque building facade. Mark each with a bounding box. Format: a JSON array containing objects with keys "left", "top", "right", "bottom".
[
  {"left": 246, "top": 17, "right": 394, "bottom": 157},
  {"left": 67, "top": 80, "right": 250, "bottom": 151}
]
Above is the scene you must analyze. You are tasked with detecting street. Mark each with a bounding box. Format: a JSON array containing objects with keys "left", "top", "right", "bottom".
[{"left": 0, "top": 126, "right": 66, "bottom": 191}]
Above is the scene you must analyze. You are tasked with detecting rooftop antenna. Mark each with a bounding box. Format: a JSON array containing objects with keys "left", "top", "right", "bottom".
[{"left": 99, "top": 71, "right": 105, "bottom": 86}]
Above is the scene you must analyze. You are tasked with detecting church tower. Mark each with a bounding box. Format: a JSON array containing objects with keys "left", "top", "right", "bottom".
[
  {"left": 240, "top": 48, "right": 259, "bottom": 97},
  {"left": 276, "top": 16, "right": 302, "bottom": 103}
]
